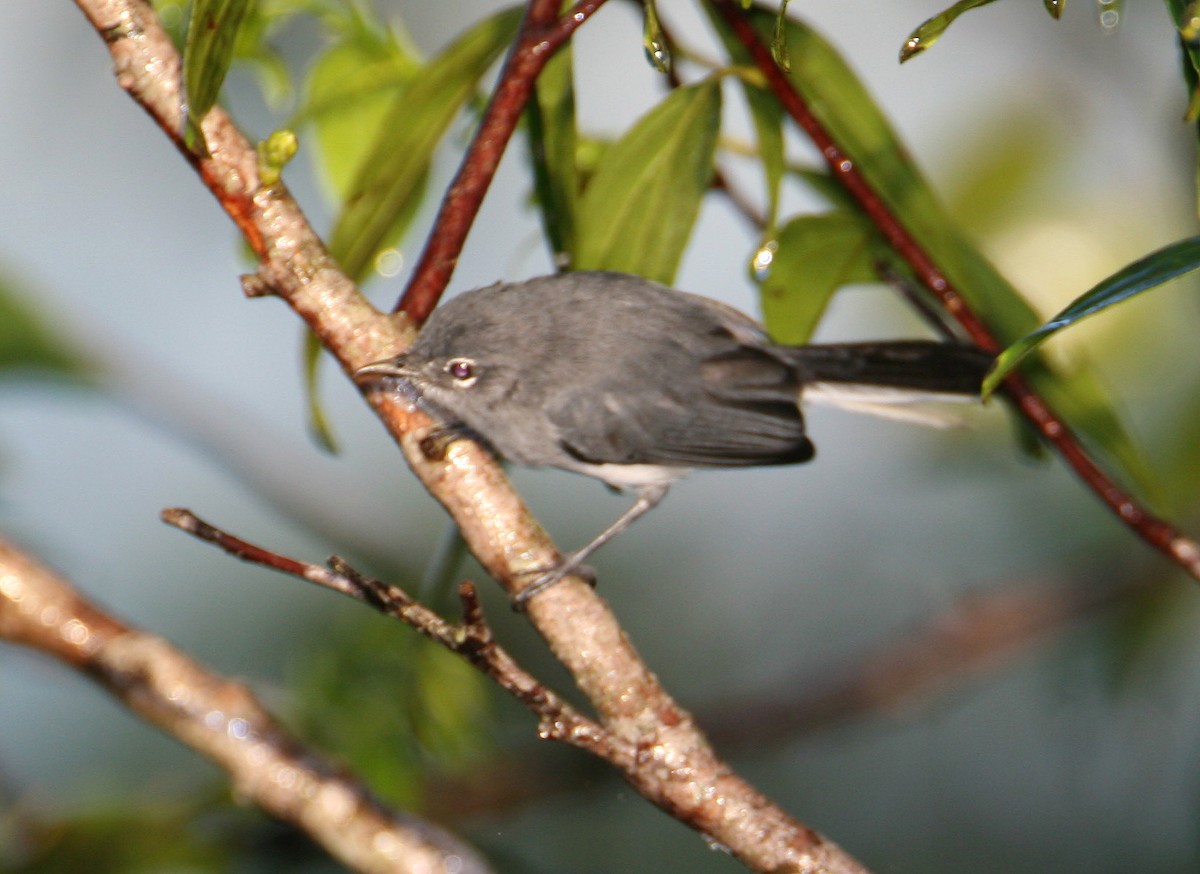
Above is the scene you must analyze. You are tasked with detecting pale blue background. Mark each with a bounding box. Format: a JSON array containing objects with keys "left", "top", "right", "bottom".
[{"left": 2, "top": 2, "right": 1199, "bottom": 871}]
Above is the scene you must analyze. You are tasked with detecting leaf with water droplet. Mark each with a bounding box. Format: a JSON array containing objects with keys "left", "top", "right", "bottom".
[
  {"left": 983, "top": 235, "right": 1200, "bottom": 396},
  {"left": 756, "top": 212, "right": 881, "bottom": 344},
  {"left": 642, "top": 0, "right": 671, "bottom": 74},
  {"left": 574, "top": 79, "right": 721, "bottom": 283},
  {"left": 898, "top": 0, "right": 1005, "bottom": 63},
  {"left": 771, "top": 0, "right": 792, "bottom": 72}
]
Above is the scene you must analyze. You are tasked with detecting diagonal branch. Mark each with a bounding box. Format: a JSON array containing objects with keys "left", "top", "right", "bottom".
[
  {"left": 707, "top": 0, "right": 1200, "bottom": 583},
  {"left": 397, "top": 0, "right": 610, "bottom": 323},
  {"left": 72, "top": 1, "right": 868, "bottom": 871},
  {"left": 0, "top": 535, "right": 494, "bottom": 874}
]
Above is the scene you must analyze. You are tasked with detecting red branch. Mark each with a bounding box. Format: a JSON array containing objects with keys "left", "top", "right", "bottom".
[
  {"left": 397, "top": 0, "right": 610, "bottom": 322},
  {"left": 708, "top": 0, "right": 1200, "bottom": 582}
]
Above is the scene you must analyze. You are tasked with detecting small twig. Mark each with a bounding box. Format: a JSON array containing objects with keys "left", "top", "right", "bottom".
[
  {"left": 163, "top": 509, "right": 617, "bottom": 756},
  {"left": 708, "top": 0, "right": 1200, "bottom": 583},
  {"left": 397, "top": 0, "right": 611, "bottom": 322},
  {"left": 0, "top": 534, "right": 493, "bottom": 874}
]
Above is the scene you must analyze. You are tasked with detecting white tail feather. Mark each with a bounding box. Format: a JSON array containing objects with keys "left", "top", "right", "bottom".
[{"left": 802, "top": 382, "right": 976, "bottom": 429}]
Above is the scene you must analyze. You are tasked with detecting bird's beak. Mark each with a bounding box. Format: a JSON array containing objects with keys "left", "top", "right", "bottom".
[{"left": 353, "top": 354, "right": 417, "bottom": 385}]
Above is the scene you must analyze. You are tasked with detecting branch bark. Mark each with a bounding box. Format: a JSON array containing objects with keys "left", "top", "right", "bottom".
[
  {"left": 68, "top": 1, "right": 868, "bottom": 871},
  {"left": 0, "top": 536, "right": 493, "bottom": 874}
]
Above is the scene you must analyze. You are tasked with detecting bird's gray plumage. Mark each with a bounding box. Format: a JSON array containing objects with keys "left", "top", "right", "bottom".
[{"left": 357, "top": 271, "right": 990, "bottom": 601}]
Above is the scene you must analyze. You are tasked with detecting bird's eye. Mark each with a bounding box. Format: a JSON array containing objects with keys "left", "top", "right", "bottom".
[{"left": 446, "top": 358, "right": 477, "bottom": 385}]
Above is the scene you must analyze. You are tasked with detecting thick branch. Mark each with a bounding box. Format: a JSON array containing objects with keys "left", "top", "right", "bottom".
[
  {"left": 707, "top": 0, "right": 1200, "bottom": 583},
  {"left": 0, "top": 536, "right": 492, "bottom": 874},
  {"left": 72, "top": 1, "right": 868, "bottom": 870}
]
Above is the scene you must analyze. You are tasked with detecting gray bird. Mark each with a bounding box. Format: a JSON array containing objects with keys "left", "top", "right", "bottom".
[{"left": 357, "top": 271, "right": 990, "bottom": 604}]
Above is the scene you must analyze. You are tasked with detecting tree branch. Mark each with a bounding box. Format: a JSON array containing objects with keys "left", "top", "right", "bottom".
[
  {"left": 707, "top": 0, "right": 1200, "bottom": 584},
  {"left": 72, "top": 1, "right": 868, "bottom": 870},
  {"left": 0, "top": 535, "right": 493, "bottom": 874},
  {"left": 397, "top": 0, "right": 610, "bottom": 322}
]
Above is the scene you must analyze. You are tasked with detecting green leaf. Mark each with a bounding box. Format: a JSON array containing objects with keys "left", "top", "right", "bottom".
[
  {"left": 574, "top": 79, "right": 721, "bottom": 283},
  {"left": 899, "top": 0, "right": 1005, "bottom": 62},
  {"left": 711, "top": 9, "right": 1160, "bottom": 499},
  {"left": 327, "top": 6, "right": 523, "bottom": 282},
  {"left": 984, "top": 235, "right": 1200, "bottom": 395},
  {"left": 300, "top": 18, "right": 423, "bottom": 200},
  {"left": 1044, "top": 0, "right": 1066, "bottom": 19},
  {"left": 526, "top": 44, "right": 580, "bottom": 265},
  {"left": 757, "top": 212, "right": 879, "bottom": 344},
  {"left": 303, "top": 330, "right": 338, "bottom": 453},
  {"left": 182, "top": 0, "right": 253, "bottom": 149}
]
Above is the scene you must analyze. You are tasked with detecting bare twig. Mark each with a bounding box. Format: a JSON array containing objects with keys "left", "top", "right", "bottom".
[
  {"left": 707, "top": 0, "right": 1200, "bottom": 583},
  {"left": 397, "top": 0, "right": 611, "bottom": 322},
  {"left": 162, "top": 508, "right": 618, "bottom": 757},
  {"left": 0, "top": 536, "right": 494, "bottom": 874}
]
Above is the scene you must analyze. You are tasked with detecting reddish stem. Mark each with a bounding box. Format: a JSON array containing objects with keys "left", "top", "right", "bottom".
[
  {"left": 709, "top": 0, "right": 1200, "bottom": 580},
  {"left": 397, "top": 0, "right": 610, "bottom": 323}
]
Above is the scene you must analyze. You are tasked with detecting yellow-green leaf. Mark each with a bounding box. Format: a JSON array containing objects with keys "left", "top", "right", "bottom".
[
  {"left": 327, "top": 6, "right": 522, "bottom": 282},
  {"left": 575, "top": 79, "right": 721, "bottom": 284},
  {"left": 757, "top": 212, "right": 879, "bottom": 344}
]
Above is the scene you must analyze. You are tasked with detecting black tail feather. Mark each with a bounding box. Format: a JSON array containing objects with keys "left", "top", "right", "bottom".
[{"left": 777, "top": 341, "right": 992, "bottom": 396}]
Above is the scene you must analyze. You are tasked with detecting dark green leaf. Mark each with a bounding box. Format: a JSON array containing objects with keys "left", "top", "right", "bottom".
[
  {"left": 1045, "top": 0, "right": 1066, "bottom": 19},
  {"left": 575, "top": 79, "right": 721, "bottom": 283},
  {"left": 527, "top": 45, "right": 580, "bottom": 265},
  {"left": 327, "top": 6, "right": 523, "bottom": 282},
  {"left": 757, "top": 212, "right": 879, "bottom": 344},
  {"left": 899, "top": 0, "right": 1004, "bottom": 62},
  {"left": 984, "top": 236, "right": 1200, "bottom": 395},
  {"left": 182, "top": 0, "right": 253, "bottom": 149}
]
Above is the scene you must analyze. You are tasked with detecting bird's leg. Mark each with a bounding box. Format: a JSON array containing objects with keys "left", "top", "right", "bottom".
[{"left": 512, "top": 482, "right": 670, "bottom": 608}]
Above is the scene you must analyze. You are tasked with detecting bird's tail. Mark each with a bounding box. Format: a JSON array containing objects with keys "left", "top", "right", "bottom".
[{"left": 778, "top": 341, "right": 993, "bottom": 427}]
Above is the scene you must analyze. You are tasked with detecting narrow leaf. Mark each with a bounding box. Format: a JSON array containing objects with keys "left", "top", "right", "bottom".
[
  {"left": 757, "top": 212, "right": 879, "bottom": 344},
  {"left": 1044, "top": 0, "right": 1066, "bottom": 19},
  {"left": 182, "top": 0, "right": 252, "bottom": 148},
  {"left": 527, "top": 45, "right": 580, "bottom": 265},
  {"left": 328, "top": 7, "right": 523, "bottom": 282},
  {"left": 984, "top": 235, "right": 1200, "bottom": 395},
  {"left": 899, "top": 0, "right": 1005, "bottom": 63},
  {"left": 575, "top": 79, "right": 721, "bottom": 283}
]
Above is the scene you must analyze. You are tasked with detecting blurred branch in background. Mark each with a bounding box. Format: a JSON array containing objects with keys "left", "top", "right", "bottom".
[{"left": 0, "top": 535, "right": 494, "bottom": 874}]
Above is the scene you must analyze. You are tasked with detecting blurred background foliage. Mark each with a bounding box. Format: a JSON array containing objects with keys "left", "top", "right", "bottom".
[{"left": 3, "top": 0, "right": 1200, "bottom": 871}]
